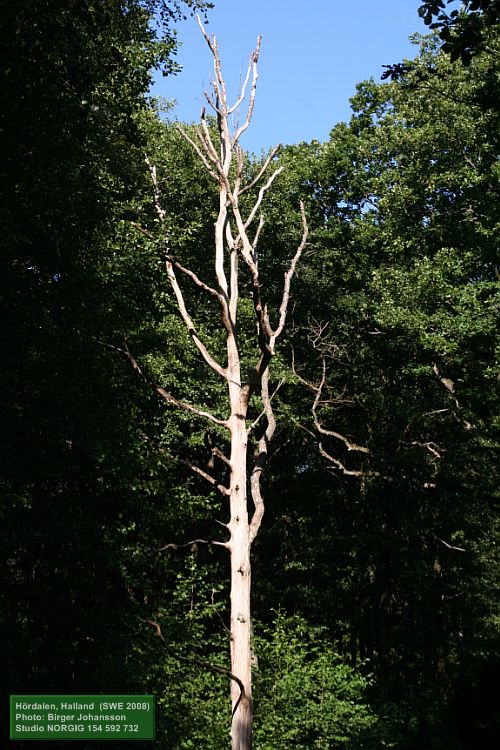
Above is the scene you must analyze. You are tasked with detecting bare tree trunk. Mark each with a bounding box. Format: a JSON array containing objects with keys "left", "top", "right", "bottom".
[
  {"left": 226, "top": 345, "right": 253, "bottom": 746},
  {"left": 228, "top": 400, "right": 252, "bottom": 746}
]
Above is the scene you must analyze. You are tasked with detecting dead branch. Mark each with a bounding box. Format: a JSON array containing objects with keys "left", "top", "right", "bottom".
[
  {"left": 178, "top": 26, "right": 306, "bottom": 379},
  {"left": 252, "top": 215, "right": 265, "bottom": 253},
  {"left": 290, "top": 347, "right": 313, "bottom": 389},
  {"left": 432, "top": 363, "right": 473, "bottom": 432},
  {"left": 410, "top": 441, "right": 443, "bottom": 459},
  {"left": 240, "top": 145, "right": 281, "bottom": 196},
  {"left": 180, "top": 457, "right": 230, "bottom": 496},
  {"left": 145, "top": 157, "right": 167, "bottom": 222},
  {"left": 176, "top": 124, "right": 218, "bottom": 181},
  {"left": 144, "top": 155, "right": 228, "bottom": 379},
  {"left": 169, "top": 257, "right": 221, "bottom": 300},
  {"left": 242, "top": 166, "right": 284, "bottom": 232},
  {"left": 227, "top": 51, "right": 254, "bottom": 116},
  {"left": 432, "top": 532, "right": 466, "bottom": 552},
  {"left": 247, "top": 378, "right": 284, "bottom": 436},
  {"left": 109, "top": 342, "right": 228, "bottom": 428},
  {"left": 129, "top": 221, "right": 155, "bottom": 239},
  {"left": 269, "top": 202, "right": 308, "bottom": 350},
  {"left": 319, "top": 443, "right": 383, "bottom": 478},
  {"left": 293, "top": 344, "right": 377, "bottom": 481},
  {"left": 196, "top": 17, "right": 227, "bottom": 111},
  {"left": 423, "top": 408, "right": 450, "bottom": 417},
  {"left": 211, "top": 446, "right": 231, "bottom": 466},
  {"left": 310, "top": 358, "right": 370, "bottom": 454},
  {"left": 433, "top": 362, "right": 458, "bottom": 405},
  {"left": 199, "top": 115, "right": 228, "bottom": 179},
  {"left": 307, "top": 319, "right": 331, "bottom": 349},
  {"left": 232, "top": 39, "right": 261, "bottom": 146},
  {"left": 249, "top": 369, "right": 276, "bottom": 544},
  {"left": 139, "top": 617, "right": 244, "bottom": 718},
  {"left": 158, "top": 539, "right": 211, "bottom": 552}
]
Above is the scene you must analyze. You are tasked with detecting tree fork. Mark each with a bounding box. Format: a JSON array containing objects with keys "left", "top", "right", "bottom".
[{"left": 143, "top": 18, "right": 308, "bottom": 749}]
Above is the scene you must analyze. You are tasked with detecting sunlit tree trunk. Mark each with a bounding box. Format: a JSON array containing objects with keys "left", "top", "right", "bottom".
[
  {"left": 139, "top": 18, "right": 308, "bottom": 749},
  {"left": 227, "top": 376, "right": 252, "bottom": 747}
]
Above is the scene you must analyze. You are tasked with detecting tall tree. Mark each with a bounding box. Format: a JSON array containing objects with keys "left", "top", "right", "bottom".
[
  {"left": 273, "top": 28, "right": 499, "bottom": 747},
  {"left": 128, "top": 19, "right": 307, "bottom": 749},
  {"left": 0, "top": 0, "right": 213, "bottom": 738}
]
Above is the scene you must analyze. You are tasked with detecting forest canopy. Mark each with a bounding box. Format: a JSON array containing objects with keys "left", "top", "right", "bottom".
[{"left": 1, "top": 1, "right": 498, "bottom": 749}]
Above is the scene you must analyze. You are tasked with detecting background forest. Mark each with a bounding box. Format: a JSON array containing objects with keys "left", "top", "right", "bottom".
[{"left": 1, "top": 1, "right": 499, "bottom": 748}]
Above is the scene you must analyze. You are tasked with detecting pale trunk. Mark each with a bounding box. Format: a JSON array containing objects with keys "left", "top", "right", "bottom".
[
  {"left": 155, "top": 24, "right": 307, "bottom": 748},
  {"left": 227, "top": 339, "right": 252, "bottom": 750}
]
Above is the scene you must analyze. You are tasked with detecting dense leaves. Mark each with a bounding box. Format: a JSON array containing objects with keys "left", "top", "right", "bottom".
[
  {"left": 1, "top": 2, "right": 498, "bottom": 749},
  {"left": 419, "top": 0, "right": 500, "bottom": 63},
  {"left": 264, "top": 29, "right": 499, "bottom": 749},
  {"left": 0, "top": 1, "right": 214, "bottom": 747}
]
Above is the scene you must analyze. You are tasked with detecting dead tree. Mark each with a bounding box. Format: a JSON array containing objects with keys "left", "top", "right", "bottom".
[{"left": 134, "top": 18, "right": 307, "bottom": 750}]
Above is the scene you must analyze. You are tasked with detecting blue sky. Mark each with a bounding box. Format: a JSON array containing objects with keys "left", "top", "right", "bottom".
[{"left": 151, "top": 0, "right": 429, "bottom": 154}]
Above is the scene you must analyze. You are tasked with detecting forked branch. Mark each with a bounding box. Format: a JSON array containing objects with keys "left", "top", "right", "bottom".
[
  {"left": 312, "top": 358, "right": 370, "bottom": 454},
  {"left": 293, "top": 353, "right": 370, "bottom": 455},
  {"left": 292, "top": 348, "right": 380, "bottom": 479}
]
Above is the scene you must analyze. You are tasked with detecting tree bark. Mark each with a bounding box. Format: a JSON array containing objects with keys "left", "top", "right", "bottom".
[
  {"left": 227, "top": 343, "right": 253, "bottom": 747},
  {"left": 142, "top": 19, "right": 308, "bottom": 749}
]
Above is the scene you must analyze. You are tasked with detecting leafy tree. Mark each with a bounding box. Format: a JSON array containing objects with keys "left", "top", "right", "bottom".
[
  {"left": 237, "top": 28, "right": 499, "bottom": 748},
  {"left": 418, "top": 0, "right": 500, "bottom": 63},
  {"left": 0, "top": 0, "right": 213, "bottom": 744},
  {"left": 253, "top": 612, "right": 378, "bottom": 750}
]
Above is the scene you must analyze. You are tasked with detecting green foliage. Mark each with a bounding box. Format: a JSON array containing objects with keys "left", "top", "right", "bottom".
[
  {"left": 418, "top": 0, "right": 500, "bottom": 63},
  {"left": 2, "top": 2, "right": 499, "bottom": 747},
  {"left": 253, "top": 612, "right": 379, "bottom": 749},
  {"left": 141, "top": 555, "right": 230, "bottom": 749},
  {"left": 253, "top": 29, "right": 499, "bottom": 749},
  {"left": 0, "top": 3, "right": 219, "bottom": 746}
]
